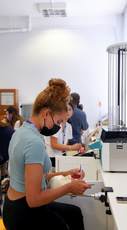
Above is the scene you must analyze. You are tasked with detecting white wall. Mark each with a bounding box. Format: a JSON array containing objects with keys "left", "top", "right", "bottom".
[
  {"left": 116, "top": 14, "right": 124, "bottom": 43},
  {"left": 123, "top": 6, "right": 127, "bottom": 41},
  {"left": 0, "top": 16, "right": 122, "bottom": 128}
]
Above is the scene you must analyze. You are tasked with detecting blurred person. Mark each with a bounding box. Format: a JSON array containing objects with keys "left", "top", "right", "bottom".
[
  {"left": 77, "top": 103, "right": 89, "bottom": 148},
  {"left": 44, "top": 102, "right": 81, "bottom": 168},
  {"left": 0, "top": 121, "right": 15, "bottom": 180},
  {"left": 69, "top": 93, "right": 89, "bottom": 145},
  {"left": 5, "top": 106, "right": 24, "bottom": 130},
  {"left": 78, "top": 104, "right": 83, "bottom": 110},
  {"left": 0, "top": 121, "right": 15, "bottom": 208}
]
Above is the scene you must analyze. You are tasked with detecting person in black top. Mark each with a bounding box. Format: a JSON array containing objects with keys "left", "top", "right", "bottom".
[
  {"left": 0, "top": 121, "right": 15, "bottom": 177},
  {"left": 0, "top": 121, "right": 14, "bottom": 209}
]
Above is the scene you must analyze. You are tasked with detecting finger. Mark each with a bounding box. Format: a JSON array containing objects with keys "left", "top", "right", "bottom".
[
  {"left": 80, "top": 180, "right": 91, "bottom": 187},
  {"left": 74, "top": 170, "right": 84, "bottom": 180},
  {"left": 72, "top": 173, "right": 80, "bottom": 178},
  {"left": 77, "top": 145, "right": 81, "bottom": 150},
  {"left": 81, "top": 170, "right": 85, "bottom": 179},
  {"left": 85, "top": 183, "right": 91, "bottom": 189},
  {"left": 72, "top": 168, "right": 80, "bottom": 174},
  {"left": 75, "top": 168, "right": 80, "bottom": 172}
]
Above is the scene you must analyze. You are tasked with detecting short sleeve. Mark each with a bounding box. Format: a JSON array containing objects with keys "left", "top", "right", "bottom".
[
  {"left": 14, "top": 120, "right": 20, "bottom": 130},
  {"left": 24, "top": 138, "right": 46, "bottom": 166}
]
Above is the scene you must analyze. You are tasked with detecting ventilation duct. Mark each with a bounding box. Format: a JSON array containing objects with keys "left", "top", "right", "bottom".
[
  {"left": 0, "top": 16, "right": 32, "bottom": 34},
  {"left": 39, "top": 2, "right": 67, "bottom": 17}
]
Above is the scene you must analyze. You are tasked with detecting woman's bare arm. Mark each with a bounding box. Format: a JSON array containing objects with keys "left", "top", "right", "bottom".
[
  {"left": 25, "top": 164, "right": 90, "bottom": 208},
  {"left": 51, "top": 136, "right": 81, "bottom": 151},
  {"left": 51, "top": 136, "right": 71, "bottom": 151}
]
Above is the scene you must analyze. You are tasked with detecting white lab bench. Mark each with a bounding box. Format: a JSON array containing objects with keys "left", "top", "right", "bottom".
[
  {"left": 55, "top": 156, "right": 114, "bottom": 230},
  {"left": 55, "top": 156, "right": 127, "bottom": 230},
  {"left": 98, "top": 161, "right": 127, "bottom": 230}
]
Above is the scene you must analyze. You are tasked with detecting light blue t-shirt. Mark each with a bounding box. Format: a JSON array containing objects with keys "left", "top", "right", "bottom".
[{"left": 9, "top": 121, "right": 51, "bottom": 193}]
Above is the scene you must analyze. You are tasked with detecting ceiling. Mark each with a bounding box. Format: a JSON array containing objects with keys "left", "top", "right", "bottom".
[
  {"left": 0, "top": 0, "right": 126, "bottom": 32},
  {"left": 0, "top": 0, "right": 127, "bottom": 18}
]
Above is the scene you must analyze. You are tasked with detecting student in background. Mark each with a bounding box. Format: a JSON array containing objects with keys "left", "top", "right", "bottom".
[
  {"left": 5, "top": 106, "right": 24, "bottom": 130},
  {"left": 0, "top": 121, "right": 14, "bottom": 210},
  {"left": 77, "top": 103, "right": 89, "bottom": 148},
  {"left": 44, "top": 102, "right": 81, "bottom": 168},
  {"left": 0, "top": 121, "right": 15, "bottom": 180},
  {"left": 69, "top": 93, "right": 89, "bottom": 145}
]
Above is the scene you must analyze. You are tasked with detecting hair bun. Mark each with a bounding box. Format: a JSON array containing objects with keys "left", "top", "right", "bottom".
[
  {"left": 48, "top": 78, "right": 66, "bottom": 87},
  {"left": 32, "top": 78, "right": 71, "bottom": 115}
]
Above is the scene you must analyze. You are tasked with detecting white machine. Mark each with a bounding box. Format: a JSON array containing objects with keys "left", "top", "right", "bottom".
[
  {"left": 88, "top": 127, "right": 127, "bottom": 172},
  {"left": 101, "top": 127, "right": 127, "bottom": 172},
  {"left": 102, "top": 43, "right": 127, "bottom": 172},
  {"left": 89, "top": 42, "right": 127, "bottom": 172}
]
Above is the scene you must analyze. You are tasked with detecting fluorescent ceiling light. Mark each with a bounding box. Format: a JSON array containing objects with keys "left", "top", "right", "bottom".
[{"left": 39, "top": 3, "right": 67, "bottom": 18}]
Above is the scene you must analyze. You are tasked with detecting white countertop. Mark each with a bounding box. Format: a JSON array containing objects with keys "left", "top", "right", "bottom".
[{"left": 98, "top": 161, "right": 127, "bottom": 230}]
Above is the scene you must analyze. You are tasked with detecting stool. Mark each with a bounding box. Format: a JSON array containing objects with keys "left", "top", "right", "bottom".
[{"left": 0, "top": 219, "right": 7, "bottom": 230}]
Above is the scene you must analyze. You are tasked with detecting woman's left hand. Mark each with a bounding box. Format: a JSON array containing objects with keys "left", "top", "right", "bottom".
[{"left": 66, "top": 168, "right": 85, "bottom": 180}]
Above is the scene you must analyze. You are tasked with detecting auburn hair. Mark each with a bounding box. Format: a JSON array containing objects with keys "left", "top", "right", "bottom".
[{"left": 32, "top": 78, "right": 71, "bottom": 115}]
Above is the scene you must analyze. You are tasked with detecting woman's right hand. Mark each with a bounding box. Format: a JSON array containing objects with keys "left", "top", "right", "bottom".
[
  {"left": 71, "top": 143, "right": 81, "bottom": 151},
  {"left": 70, "top": 179, "right": 91, "bottom": 195}
]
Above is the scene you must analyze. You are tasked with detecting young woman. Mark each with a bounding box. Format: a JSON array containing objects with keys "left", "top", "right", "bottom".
[
  {"left": 51, "top": 102, "right": 81, "bottom": 153},
  {"left": 6, "top": 106, "right": 24, "bottom": 130},
  {"left": 3, "top": 78, "right": 91, "bottom": 230},
  {"left": 44, "top": 102, "right": 81, "bottom": 168}
]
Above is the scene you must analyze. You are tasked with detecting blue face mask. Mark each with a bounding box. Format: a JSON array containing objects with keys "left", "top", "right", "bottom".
[{"left": 40, "top": 117, "right": 61, "bottom": 136}]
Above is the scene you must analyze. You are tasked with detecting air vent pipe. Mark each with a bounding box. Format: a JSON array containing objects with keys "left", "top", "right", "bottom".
[{"left": 0, "top": 16, "right": 32, "bottom": 34}]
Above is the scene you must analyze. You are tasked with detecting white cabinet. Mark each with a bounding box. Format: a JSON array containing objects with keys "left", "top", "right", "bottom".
[
  {"left": 56, "top": 156, "right": 102, "bottom": 181},
  {"left": 55, "top": 156, "right": 114, "bottom": 230}
]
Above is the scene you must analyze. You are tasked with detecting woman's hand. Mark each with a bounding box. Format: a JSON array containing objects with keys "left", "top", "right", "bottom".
[
  {"left": 71, "top": 143, "right": 81, "bottom": 151},
  {"left": 70, "top": 180, "right": 91, "bottom": 195},
  {"left": 65, "top": 168, "right": 85, "bottom": 180}
]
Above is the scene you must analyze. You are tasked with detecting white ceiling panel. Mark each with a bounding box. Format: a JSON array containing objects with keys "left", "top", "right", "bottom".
[{"left": 0, "top": 0, "right": 126, "bottom": 17}]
